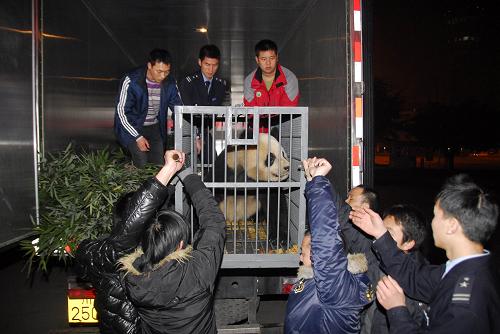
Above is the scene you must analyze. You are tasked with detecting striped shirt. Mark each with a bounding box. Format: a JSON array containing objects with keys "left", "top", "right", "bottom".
[{"left": 144, "top": 78, "right": 160, "bottom": 125}]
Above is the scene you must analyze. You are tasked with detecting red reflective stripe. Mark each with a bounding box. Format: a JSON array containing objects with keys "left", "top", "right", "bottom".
[
  {"left": 353, "top": 0, "right": 361, "bottom": 11},
  {"left": 354, "top": 40, "right": 362, "bottom": 62},
  {"left": 353, "top": 146, "right": 360, "bottom": 166}
]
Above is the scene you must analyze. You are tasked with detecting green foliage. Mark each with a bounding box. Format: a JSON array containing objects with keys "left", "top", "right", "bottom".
[{"left": 20, "top": 145, "right": 156, "bottom": 273}]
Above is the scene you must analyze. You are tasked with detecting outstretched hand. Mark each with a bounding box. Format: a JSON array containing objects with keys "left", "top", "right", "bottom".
[
  {"left": 156, "top": 150, "right": 185, "bottom": 185},
  {"left": 302, "top": 157, "right": 332, "bottom": 181},
  {"left": 349, "top": 207, "right": 387, "bottom": 239},
  {"left": 376, "top": 275, "right": 406, "bottom": 310},
  {"left": 164, "top": 150, "right": 185, "bottom": 173}
]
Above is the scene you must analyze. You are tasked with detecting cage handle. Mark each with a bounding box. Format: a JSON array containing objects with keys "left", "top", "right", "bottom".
[{"left": 225, "top": 107, "right": 259, "bottom": 145}]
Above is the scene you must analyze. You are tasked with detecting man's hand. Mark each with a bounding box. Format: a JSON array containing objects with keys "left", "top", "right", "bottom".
[
  {"left": 156, "top": 150, "right": 185, "bottom": 185},
  {"left": 195, "top": 137, "right": 202, "bottom": 155},
  {"left": 376, "top": 275, "right": 406, "bottom": 310},
  {"left": 136, "top": 137, "right": 150, "bottom": 152},
  {"left": 302, "top": 158, "right": 313, "bottom": 181},
  {"left": 349, "top": 207, "right": 387, "bottom": 239},
  {"left": 302, "top": 157, "right": 332, "bottom": 180},
  {"left": 164, "top": 150, "right": 185, "bottom": 172}
]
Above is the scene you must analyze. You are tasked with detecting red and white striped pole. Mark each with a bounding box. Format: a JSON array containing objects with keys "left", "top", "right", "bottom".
[{"left": 351, "top": 0, "right": 363, "bottom": 187}]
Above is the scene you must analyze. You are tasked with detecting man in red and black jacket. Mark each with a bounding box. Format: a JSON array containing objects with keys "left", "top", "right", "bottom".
[{"left": 243, "top": 40, "right": 299, "bottom": 133}]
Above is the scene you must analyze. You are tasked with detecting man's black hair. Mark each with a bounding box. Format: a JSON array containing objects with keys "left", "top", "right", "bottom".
[
  {"left": 358, "top": 185, "right": 380, "bottom": 213},
  {"left": 148, "top": 48, "right": 172, "bottom": 65},
  {"left": 136, "top": 210, "right": 190, "bottom": 273},
  {"left": 199, "top": 44, "right": 221, "bottom": 60},
  {"left": 383, "top": 204, "right": 427, "bottom": 250},
  {"left": 255, "top": 39, "right": 278, "bottom": 56},
  {"left": 436, "top": 174, "right": 498, "bottom": 244}
]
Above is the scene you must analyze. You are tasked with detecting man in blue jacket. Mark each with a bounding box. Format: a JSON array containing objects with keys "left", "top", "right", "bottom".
[
  {"left": 285, "top": 157, "right": 374, "bottom": 334},
  {"left": 114, "top": 49, "right": 182, "bottom": 168}
]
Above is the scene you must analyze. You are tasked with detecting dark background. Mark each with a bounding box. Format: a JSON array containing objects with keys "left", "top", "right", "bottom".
[{"left": 372, "top": 0, "right": 500, "bottom": 269}]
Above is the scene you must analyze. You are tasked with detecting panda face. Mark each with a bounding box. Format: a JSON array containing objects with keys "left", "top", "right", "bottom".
[
  {"left": 258, "top": 134, "right": 289, "bottom": 181},
  {"left": 223, "top": 133, "right": 290, "bottom": 182}
]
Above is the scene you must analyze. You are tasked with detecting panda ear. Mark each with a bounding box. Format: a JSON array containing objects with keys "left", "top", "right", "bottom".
[{"left": 270, "top": 127, "right": 280, "bottom": 140}]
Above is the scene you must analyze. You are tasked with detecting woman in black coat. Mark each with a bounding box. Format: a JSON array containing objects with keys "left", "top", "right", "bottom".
[
  {"left": 75, "top": 150, "right": 185, "bottom": 333},
  {"left": 118, "top": 156, "right": 226, "bottom": 334}
]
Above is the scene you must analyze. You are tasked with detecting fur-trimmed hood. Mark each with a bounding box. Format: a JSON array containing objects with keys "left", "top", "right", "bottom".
[
  {"left": 346, "top": 252, "right": 369, "bottom": 275},
  {"left": 118, "top": 245, "right": 193, "bottom": 276},
  {"left": 297, "top": 252, "right": 368, "bottom": 280}
]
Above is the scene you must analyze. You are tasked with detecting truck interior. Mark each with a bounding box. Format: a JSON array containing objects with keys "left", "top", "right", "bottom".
[{"left": 1, "top": 0, "right": 373, "bottom": 248}]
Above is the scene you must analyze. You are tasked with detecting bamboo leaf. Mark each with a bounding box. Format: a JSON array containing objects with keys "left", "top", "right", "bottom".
[{"left": 21, "top": 146, "right": 155, "bottom": 274}]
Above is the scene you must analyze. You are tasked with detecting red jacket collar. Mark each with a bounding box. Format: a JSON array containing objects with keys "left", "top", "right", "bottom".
[{"left": 253, "top": 64, "right": 287, "bottom": 88}]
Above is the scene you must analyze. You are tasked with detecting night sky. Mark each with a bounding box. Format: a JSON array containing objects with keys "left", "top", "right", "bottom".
[{"left": 373, "top": 0, "right": 500, "bottom": 107}]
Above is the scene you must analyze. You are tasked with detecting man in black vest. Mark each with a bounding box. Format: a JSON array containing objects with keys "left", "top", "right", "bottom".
[{"left": 179, "top": 44, "right": 227, "bottom": 164}]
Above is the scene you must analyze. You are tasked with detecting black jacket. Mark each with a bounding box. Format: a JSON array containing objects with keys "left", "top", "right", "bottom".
[
  {"left": 369, "top": 251, "right": 429, "bottom": 334},
  {"left": 119, "top": 174, "right": 226, "bottom": 334},
  {"left": 178, "top": 70, "right": 227, "bottom": 107},
  {"left": 336, "top": 190, "right": 429, "bottom": 334},
  {"left": 75, "top": 178, "right": 170, "bottom": 334},
  {"left": 374, "top": 232, "right": 500, "bottom": 333}
]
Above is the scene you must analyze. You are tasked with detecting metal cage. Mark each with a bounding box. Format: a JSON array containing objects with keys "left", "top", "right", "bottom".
[{"left": 174, "top": 106, "right": 308, "bottom": 268}]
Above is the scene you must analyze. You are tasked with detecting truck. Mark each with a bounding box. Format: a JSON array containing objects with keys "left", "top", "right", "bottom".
[{"left": 1, "top": 0, "right": 373, "bottom": 331}]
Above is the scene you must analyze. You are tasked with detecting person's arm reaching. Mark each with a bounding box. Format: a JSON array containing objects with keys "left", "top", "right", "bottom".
[
  {"left": 303, "top": 158, "right": 362, "bottom": 306},
  {"left": 109, "top": 150, "right": 184, "bottom": 251},
  {"left": 76, "top": 150, "right": 184, "bottom": 277},
  {"left": 350, "top": 208, "right": 441, "bottom": 302},
  {"left": 176, "top": 166, "right": 226, "bottom": 286}
]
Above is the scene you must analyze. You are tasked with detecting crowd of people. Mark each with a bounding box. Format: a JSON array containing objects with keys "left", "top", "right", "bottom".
[
  {"left": 76, "top": 151, "right": 499, "bottom": 333},
  {"left": 78, "top": 39, "right": 500, "bottom": 334}
]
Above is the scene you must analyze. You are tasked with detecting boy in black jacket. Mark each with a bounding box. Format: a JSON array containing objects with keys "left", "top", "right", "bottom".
[{"left": 369, "top": 205, "right": 429, "bottom": 334}]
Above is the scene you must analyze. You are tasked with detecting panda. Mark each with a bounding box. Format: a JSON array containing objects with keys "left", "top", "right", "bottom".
[
  {"left": 218, "top": 195, "right": 261, "bottom": 225},
  {"left": 223, "top": 133, "right": 290, "bottom": 182},
  {"left": 211, "top": 132, "right": 291, "bottom": 247}
]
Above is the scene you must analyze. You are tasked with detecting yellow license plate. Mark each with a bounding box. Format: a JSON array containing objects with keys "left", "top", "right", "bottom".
[{"left": 67, "top": 297, "right": 98, "bottom": 323}]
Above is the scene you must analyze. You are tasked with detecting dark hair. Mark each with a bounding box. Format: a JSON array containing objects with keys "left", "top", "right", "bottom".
[
  {"left": 255, "top": 39, "right": 278, "bottom": 56},
  {"left": 136, "top": 210, "right": 190, "bottom": 272},
  {"left": 436, "top": 174, "right": 498, "bottom": 244},
  {"left": 383, "top": 204, "right": 427, "bottom": 250},
  {"left": 199, "top": 44, "right": 221, "bottom": 60},
  {"left": 148, "top": 48, "right": 172, "bottom": 65},
  {"left": 357, "top": 185, "right": 380, "bottom": 213}
]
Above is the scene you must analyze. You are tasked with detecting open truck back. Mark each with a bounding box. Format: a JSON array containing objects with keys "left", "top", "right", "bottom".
[{"left": 1, "top": 0, "right": 373, "bottom": 331}]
